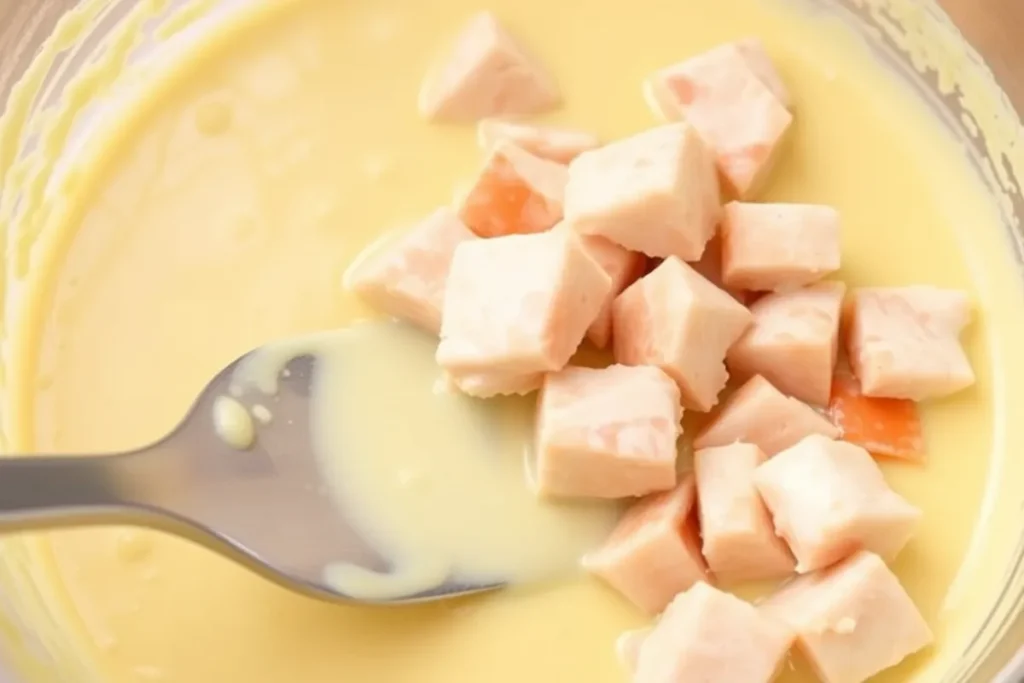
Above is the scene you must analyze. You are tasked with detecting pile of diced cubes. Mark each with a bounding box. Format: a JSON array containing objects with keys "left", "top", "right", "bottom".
[{"left": 345, "top": 11, "right": 977, "bottom": 683}]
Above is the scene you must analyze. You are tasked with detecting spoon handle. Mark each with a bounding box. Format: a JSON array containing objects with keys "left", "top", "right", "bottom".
[{"left": 0, "top": 453, "right": 143, "bottom": 532}]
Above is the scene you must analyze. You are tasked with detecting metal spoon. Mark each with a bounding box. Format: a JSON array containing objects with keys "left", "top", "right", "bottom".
[{"left": 0, "top": 346, "right": 501, "bottom": 604}]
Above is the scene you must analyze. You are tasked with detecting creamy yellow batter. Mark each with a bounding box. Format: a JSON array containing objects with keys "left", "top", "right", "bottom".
[
  {"left": 211, "top": 395, "right": 254, "bottom": 450},
  {"left": 0, "top": 0, "right": 1023, "bottom": 681},
  {"left": 227, "top": 320, "right": 618, "bottom": 599}
]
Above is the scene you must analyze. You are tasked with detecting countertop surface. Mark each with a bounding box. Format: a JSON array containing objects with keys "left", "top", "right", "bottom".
[{"left": 940, "top": 0, "right": 1024, "bottom": 110}]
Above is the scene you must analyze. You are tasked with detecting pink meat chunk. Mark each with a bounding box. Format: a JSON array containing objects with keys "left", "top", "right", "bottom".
[
  {"left": 535, "top": 365, "right": 682, "bottom": 499},
  {"left": 344, "top": 208, "right": 477, "bottom": 334},
  {"left": 563, "top": 122, "right": 721, "bottom": 261},
  {"left": 688, "top": 233, "right": 750, "bottom": 305},
  {"left": 477, "top": 118, "right": 600, "bottom": 163},
  {"left": 643, "top": 40, "right": 792, "bottom": 198},
  {"left": 728, "top": 281, "right": 846, "bottom": 406},
  {"left": 577, "top": 234, "right": 646, "bottom": 349},
  {"left": 458, "top": 140, "right": 568, "bottom": 238},
  {"left": 760, "top": 551, "right": 933, "bottom": 683},
  {"left": 721, "top": 202, "right": 841, "bottom": 292},
  {"left": 612, "top": 257, "right": 752, "bottom": 411},
  {"left": 418, "top": 12, "right": 560, "bottom": 123},
  {"left": 631, "top": 582, "right": 794, "bottom": 683},
  {"left": 582, "top": 475, "right": 709, "bottom": 615},
  {"left": 846, "top": 286, "right": 975, "bottom": 401},
  {"left": 694, "top": 375, "right": 839, "bottom": 457},
  {"left": 754, "top": 435, "right": 922, "bottom": 573},
  {"left": 436, "top": 229, "right": 612, "bottom": 396},
  {"left": 695, "top": 443, "right": 796, "bottom": 582}
]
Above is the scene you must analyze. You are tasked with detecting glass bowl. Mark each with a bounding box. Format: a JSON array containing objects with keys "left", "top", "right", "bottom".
[{"left": 0, "top": 0, "right": 1021, "bottom": 681}]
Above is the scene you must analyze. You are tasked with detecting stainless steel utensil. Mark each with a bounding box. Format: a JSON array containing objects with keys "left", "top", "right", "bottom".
[{"left": 0, "top": 346, "right": 499, "bottom": 605}]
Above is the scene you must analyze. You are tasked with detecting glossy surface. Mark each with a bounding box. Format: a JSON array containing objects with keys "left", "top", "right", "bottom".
[
  {"left": 0, "top": 0, "right": 1022, "bottom": 681},
  {"left": 228, "top": 321, "right": 617, "bottom": 598}
]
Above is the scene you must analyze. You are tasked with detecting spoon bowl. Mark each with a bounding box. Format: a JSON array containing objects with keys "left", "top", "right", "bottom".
[{"left": 0, "top": 343, "right": 503, "bottom": 604}]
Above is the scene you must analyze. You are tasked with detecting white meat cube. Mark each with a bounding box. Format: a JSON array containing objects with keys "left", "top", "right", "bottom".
[
  {"left": 612, "top": 257, "right": 752, "bottom": 411},
  {"left": 631, "top": 582, "right": 793, "bottom": 683},
  {"left": 694, "top": 375, "right": 839, "bottom": 456},
  {"left": 727, "top": 281, "right": 846, "bottom": 406},
  {"left": 535, "top": 365, "right": 682, "bottom": 499},
  {"left": 760, "top": 551, "right": 933, "bottom": 683},
  {"left": 643, "top": 40, "right": 792, "bottom": 197},
  {"left": 846, "top": 286, "right": 975, "bottom": 400},
  {"left": 695, "top": 443, "right": 796, "bottom": 582},
  {"left": 583, "top": 475, "right": 708, "bottom": 615},
  {"left": 754, "top": 435, "right": 922, "bottom": 573},
  {"left": 418, "top": 12, "right": 560, "bottom": 122},
  {"left": 437, "top": 229, "right": 611, "bottom": 396},
  {"left": 564, "top": 123, "right": 720, "bottom": 261},
  {"left": 343, "top": 208, "right": 476, "bottom": 334},
  {"left": 721, "top": 202, "right": 841, "bottom": 292}
]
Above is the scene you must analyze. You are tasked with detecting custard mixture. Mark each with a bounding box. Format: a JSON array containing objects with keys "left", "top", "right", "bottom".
[{"left": 0, "top": 0, "right": 1023, "bottom": 681}]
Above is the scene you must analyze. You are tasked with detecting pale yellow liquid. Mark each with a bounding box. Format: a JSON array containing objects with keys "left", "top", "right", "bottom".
[
  {"left": 3, "top": 0, "right": 1024, "bottom": 681},
  {"left": 225, "top": 320, "right": 619, "bottom": 599}
]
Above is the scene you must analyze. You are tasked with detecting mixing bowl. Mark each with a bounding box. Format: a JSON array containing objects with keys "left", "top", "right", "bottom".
[{"left": 0, "top": 0, "right": 1022, "bottom": 681}]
